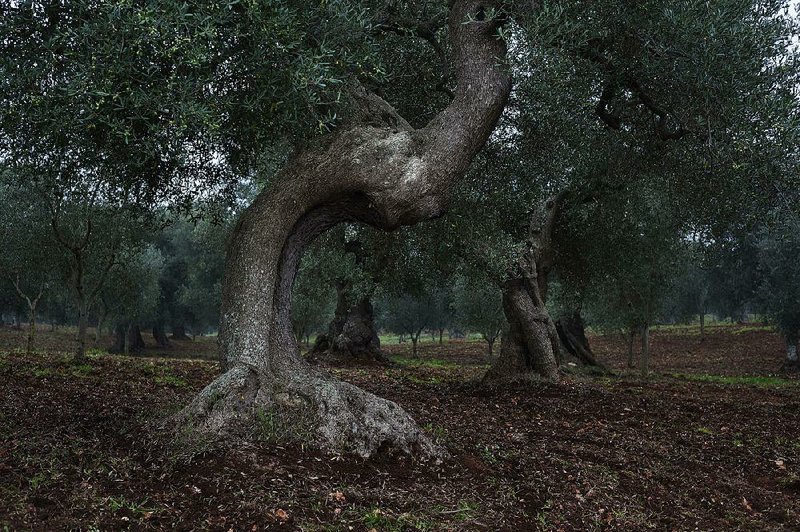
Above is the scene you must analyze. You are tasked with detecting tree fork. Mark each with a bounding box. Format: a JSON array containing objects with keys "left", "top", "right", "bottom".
[{"left": 176, "top": 0, "right": 512, "bottom": 458}]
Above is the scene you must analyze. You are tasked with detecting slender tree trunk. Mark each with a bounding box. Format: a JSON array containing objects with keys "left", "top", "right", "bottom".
[
  {"left": 95, "top": 316, "right": 104, "bottom": 343},
  {"left": 124, "top": 323, "right": 131, "bottom": 356},
  {"left": 26, "top": 303, "right": 36, "bottom": 355},
  {"left": 486, "top": 336, "right": 495, "bottom": 358},
  {"left": 411, "top": 333, "right": 419, "bottom": 357},
  {"left": 640, "top": 325, "right": 650, "bottom": 377},
  {"left": 699, "top": 312, "right": 705, "bottom": 341},
  {"left": 484, "top": 277, "right": 560, "bottom": 383},
  {"left": 626, "top": 328, "right": 636, "bottom": 369},
  {"left": 175, "top": 0, "right": 511, "bottom": 458},
  {"left": 75, "top": 299, "right": 88, "bottom": 364},
  {"left": 439, "top": 329, "right": 444, "bottom": 345},
  {"left": 12, "top": 279, "right": 44, "bottom": 355}
]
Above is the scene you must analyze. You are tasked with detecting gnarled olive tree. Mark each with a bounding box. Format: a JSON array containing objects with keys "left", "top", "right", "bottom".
[{"left": 178, "top": 1, "right": 512, "bottom": 458}]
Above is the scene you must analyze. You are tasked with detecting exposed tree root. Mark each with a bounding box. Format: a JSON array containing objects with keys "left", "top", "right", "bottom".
[{"left": 175, "top": 364, "right": 440, "bottom": 459}]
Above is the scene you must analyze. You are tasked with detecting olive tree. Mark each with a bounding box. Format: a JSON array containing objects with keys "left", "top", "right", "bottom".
[
  {"left": 755, "top": 215, "right": 800, "bottom": 369},
  {"left": 4, "top": 0, "right": 797, "bottom": 457},
  {"left": 0, "top": 184, "right": 60, "bottom": 354},
  {"left": 453, "top": 277, "right": 505, "bottom": 358}
]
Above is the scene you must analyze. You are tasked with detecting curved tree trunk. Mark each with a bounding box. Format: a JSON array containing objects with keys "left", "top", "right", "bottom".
[
  {"left": 555, "top": 309, "right": 605, "bottom": 370},
  {"left": 176, "top": 0, "right": 512, "bottom": 458},
  {"left": 309, "top": 284, "right": 388, "bottom": 365},
  {"left": 483, "top": 277, "right": 560, "bottom": 384}
]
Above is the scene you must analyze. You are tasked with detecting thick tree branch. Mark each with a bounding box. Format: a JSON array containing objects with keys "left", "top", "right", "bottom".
[{"left": 577, "top": 38, "right": 686, "bottom": 140}]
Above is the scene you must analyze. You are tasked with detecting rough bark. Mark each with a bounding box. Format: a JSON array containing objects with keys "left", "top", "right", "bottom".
[
  {"left": 483, "top": 277, "right": 560, "bottom": 384},
  {"left": 176, "top": 0, "right": 512, "bottom": 458},
  {"left": 483, "top": 192, "right": 570, "bottom": 383},
  {"left": 309, "top": 284, "right": 388, "bottom": 365},
  {"left": 555, "top": 309, "right": 605, "bottom": 370}
]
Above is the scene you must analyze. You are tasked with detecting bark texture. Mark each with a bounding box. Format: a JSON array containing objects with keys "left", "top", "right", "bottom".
[
  {"left": 309, "top": 285, "right": 388, "bottom": 365},
  {"left": 484, "top": 194, "right": 566, "bottom": 384},
  {"left": 483, "top": 277, "right": 560, "bottom": 384},
  {"left": 177, "top": 1, "right": 512, "bottom": 458}
]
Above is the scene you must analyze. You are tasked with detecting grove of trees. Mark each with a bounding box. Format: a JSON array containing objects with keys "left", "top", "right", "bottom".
[{"left": 1, "top": 0, "right": 798, "bottom": 459}]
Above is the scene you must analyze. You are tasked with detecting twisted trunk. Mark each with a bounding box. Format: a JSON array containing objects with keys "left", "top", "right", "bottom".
[
  {"left": 310, "top": 284, "right": 387, "bottom": 365},
  {"left": 177, "top": 0, "right": 511, "bottom": 458},
  {"left": 484, "top": 277, "right": 560, "bottom": 383},
  {"left": 484, "top": 193, "right": 568, "bottom": 383}
]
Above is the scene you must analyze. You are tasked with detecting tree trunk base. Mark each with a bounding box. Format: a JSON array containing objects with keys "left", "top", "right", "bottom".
[
  {"left": 308, "top": 335, "right": 393, "bottom": 367},
  {"left": 175, "top": 364, "right": 439, "bottom": 459},
  {"left": 483, "top": 278, "right": 560, "bottom": 385}
]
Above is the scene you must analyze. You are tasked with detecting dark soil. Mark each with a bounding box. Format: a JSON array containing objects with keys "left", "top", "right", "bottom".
[{"left": 1, "top": 324, "right": 798, "bottom": 530}]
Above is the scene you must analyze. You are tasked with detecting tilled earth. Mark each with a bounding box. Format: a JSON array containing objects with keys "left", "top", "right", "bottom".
[{"left": 0, "top": 326, "right": 799, "bottom": 530}]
